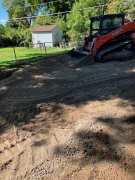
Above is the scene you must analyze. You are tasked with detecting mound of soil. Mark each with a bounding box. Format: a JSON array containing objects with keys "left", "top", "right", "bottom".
[{"left": 0, "top": 55, "right": 135, "bottom": 180}]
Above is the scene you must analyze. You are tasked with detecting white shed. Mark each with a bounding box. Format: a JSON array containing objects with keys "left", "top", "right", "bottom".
[{"left": 32, "top": 25, "right": 63, "bottom": 47}]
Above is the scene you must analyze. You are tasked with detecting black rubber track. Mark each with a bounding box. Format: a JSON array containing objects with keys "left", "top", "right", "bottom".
[{"left": 96, "top": 40, "right": 134, "bottom": 62}]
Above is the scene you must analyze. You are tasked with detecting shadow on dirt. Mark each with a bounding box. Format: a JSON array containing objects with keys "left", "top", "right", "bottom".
[
  {"left": 124, "top": 116, "right": 135, "bottom": 124},
  {"left": 54, "top": 130, "right": 120, "bottom": 161},
  {"left": 32, "top": 139, "right": 47, "bottom": 147},
  {"left": 53, "top": 115, "right": 135, "bottom": 174},
  {"left": 0, "top": 56, "right": 135, "bottom": 131},
  {"left": 0, "top": 70, "right": 15, "bottom": 80},
  {"left": 0, "top": 55, "right": 135, "bottom": 175},
  {"left": 0, "top": 102, "right": 69, "bottom": 139},
  {"left": 0, "top": 56, "right": 135, "bottom": 120}
]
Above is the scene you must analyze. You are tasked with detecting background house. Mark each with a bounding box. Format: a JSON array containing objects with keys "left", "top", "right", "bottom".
[{"left": 32, "top": 25, "right": 63, "bottom": 47}]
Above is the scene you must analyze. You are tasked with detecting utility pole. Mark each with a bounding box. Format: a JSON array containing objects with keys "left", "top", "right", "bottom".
[{"left": 103, "top": 0, "right": 107, "bottom": 15}]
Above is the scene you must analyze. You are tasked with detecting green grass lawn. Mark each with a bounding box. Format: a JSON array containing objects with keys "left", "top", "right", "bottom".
[{"left": 0, "top": 46, "right": 73, "bottom": 67}]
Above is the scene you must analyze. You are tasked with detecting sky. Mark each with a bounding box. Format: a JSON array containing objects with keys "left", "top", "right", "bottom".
[{"left": 0, "top": 0, "right": 8, "bottom": 26}]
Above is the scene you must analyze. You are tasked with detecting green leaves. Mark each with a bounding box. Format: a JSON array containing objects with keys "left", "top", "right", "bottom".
[
  {"left": 35, "top": 10, "right": 56, "bottom": 26},
  {"left": 2, "top": 0, "right": 40, "bottom": 29},
  {"left": 124, "top": 0, "right": 135, "bottom": 21},
  {"left": 108, "top": 0, "right": 135, "bottom": 21},
  {"left": 0, "top": 25, "right": 32, "bottom": 47},
  {"left": 0, "top": 24, "right": 5, "bottom": 35},
  {"left": 66, "top": 0, "right": 109, "bottom": 40},
  {"left": 1, "top": 0, "right": 135, "bottom": 45}
]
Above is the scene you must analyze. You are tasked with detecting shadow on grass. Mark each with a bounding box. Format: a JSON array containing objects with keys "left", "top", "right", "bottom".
[{"left": 0, "top": 50, "right": 69, "bottom": 68}]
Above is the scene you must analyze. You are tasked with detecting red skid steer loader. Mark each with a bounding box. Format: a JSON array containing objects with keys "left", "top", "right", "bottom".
[{"left": 66, "top": 14, "right": 135, "bottom": 66}]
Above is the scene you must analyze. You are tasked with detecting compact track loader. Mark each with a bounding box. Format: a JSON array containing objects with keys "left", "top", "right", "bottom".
[{"left": 66, "top": 14, "right": 135, "bottom": 66}]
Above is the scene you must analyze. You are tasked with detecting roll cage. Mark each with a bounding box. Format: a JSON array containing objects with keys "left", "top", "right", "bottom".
[{"left": 89, "top": 14, "right": 125, "bottom": 41}]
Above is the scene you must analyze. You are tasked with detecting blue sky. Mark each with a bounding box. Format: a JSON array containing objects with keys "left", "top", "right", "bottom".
[{"left": 0, "top": 0, "right": 8, "bottom": 26}]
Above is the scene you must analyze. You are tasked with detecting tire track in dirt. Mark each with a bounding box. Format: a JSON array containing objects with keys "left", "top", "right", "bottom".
[
  {"left": 1, "top": 72, "right": 135, "bottom": 106},
  {"left": 0, "top": 138, "right": 31, "bottom": 169},
  {"left": 0, "top": 126, "right": 72, "bottom": 177},
  {"left": 0, "top": 56, "right": 135, "bottom": 179}
]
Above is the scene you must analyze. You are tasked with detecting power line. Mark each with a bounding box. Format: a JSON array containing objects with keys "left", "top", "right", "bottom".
[
  {"left": 6, "top": 3, "right": 110, "bottom": 22},
  {"left": 0, "top": 2, "right": 110, "bottom": 23}
]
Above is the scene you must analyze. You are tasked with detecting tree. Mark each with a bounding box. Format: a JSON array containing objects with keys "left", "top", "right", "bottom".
[
  {"left": 35, "top": 10, "right": 56, "bottom": 26},
  {"left": 0, "top": 24, "right": 5, "bottom": 35},
  {"left": 48, "top": 0, "right": 75, "bottom": 16},
  {"left": 66, "top": 0, "right": 109, "bottom": 40},
  {"left": 2, "top": 0, "right": 41, "bottom": 28},
  {"left": 0, "top": 25, "right": 5, "bottom": 46},
  {"left": 124, "top": 0, "right": 135, "bottom": 21},
  {"left": 2, "top": 0, "right": 76, "bottom": 29},
  {"left": 107, "top": 0, "right": 135, "bottom": 21},
  {"left": 107, "top": 0, "right": 126, "bottom": 14}
]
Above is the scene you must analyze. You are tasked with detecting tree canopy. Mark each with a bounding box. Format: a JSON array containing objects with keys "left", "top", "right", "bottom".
[
  {"left": 1, "top": 0, "right": 135, "bottom": 46},
  {"left": 2, "top": 0, "right": 41, "bottom": 28}
]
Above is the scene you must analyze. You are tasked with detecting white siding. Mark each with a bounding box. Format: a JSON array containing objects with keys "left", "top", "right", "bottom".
[
  {"left": 32, "top": 32, "right": 53, "bottom": 47},
  {"left": 52, "top": 26, "right": 63, "bottom": 45},
  {"left": 32, "top": 26, "right": 63, "bottom": 47}
]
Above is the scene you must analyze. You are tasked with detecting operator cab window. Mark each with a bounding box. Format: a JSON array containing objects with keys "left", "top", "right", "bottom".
[
  {"left": 92, "top": 20, "right": 100, "bottom": 35},
  {"left": 100, "top": 15, "right": 124, "bottom": 35},
  {"left": 114, "top": 17, "right": 123, "bottom": 28}
]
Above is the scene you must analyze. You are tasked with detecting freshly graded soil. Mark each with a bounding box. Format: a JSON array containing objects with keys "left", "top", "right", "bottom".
[{"left": 0, "top": 55, "right": 135, "bottom": 180}]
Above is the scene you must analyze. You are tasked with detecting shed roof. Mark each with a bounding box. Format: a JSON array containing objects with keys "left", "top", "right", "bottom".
[{"left": 32, "top": 25, "right": 57, "bottom": 32}]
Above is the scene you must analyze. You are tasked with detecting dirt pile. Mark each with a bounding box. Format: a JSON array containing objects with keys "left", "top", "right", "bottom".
[{"left": 0, "top": 55, "right": 135, "bottom": 179}]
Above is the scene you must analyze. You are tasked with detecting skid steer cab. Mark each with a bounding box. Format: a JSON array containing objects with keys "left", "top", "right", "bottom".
[{"left": 66, "top": 14, "right": 135, "bottom": 66}]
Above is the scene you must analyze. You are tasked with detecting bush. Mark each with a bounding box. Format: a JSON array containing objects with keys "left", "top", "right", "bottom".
[
  {"left": 53, "top": 42, "right": 59, "bottom": 47},
  {"left": 0, "top": 26, "right": 32, "bottom": 47}
]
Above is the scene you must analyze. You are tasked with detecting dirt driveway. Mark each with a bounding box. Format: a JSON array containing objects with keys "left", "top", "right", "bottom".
[{"left": 0, "top": 55, "right": 135, "bottom": 180}]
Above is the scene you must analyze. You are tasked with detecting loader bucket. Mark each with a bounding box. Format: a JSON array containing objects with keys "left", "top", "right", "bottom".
[{"left": 66, "top": 48, "right": 95, "bottom": 67}]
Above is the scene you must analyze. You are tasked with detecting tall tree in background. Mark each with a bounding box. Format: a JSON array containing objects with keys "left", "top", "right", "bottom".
[
  {"left": 2, "top": 0, "right": 42, "bottom": 28},
  {"left": 2, "top": 0, "right": 135, "bottom": 44},
  {"left": 93, "top": 0, "right": 109, "bottom": 15},
  {"left": 0, "top": 24, "right": 4, "bottom": 35},
  {"left": 2, "top": 0, "right": 76, "bottom": 29},
  {"left": 126, "top": 0, "right": 135, "bottom": 20},
  {"left": 35, "top": 0, "right": 76, "bottom": 28},
  {"left": 66, "top": 0, "right": 109, "bottom": 40},
  {"left": 108, "top": 0, "right": 126, "bottom": 14},
  {"left": 47, "top": 0, "right": 75, "bottom": 13},
  {"left": 108, "top": 0, "right": 135, "bottom": 21},
  {"left": 35, "top": 10, "right": 56, "bottom": 25},
  {"left": 34, "top": 0, "right": 76, "bottom": 38}
]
